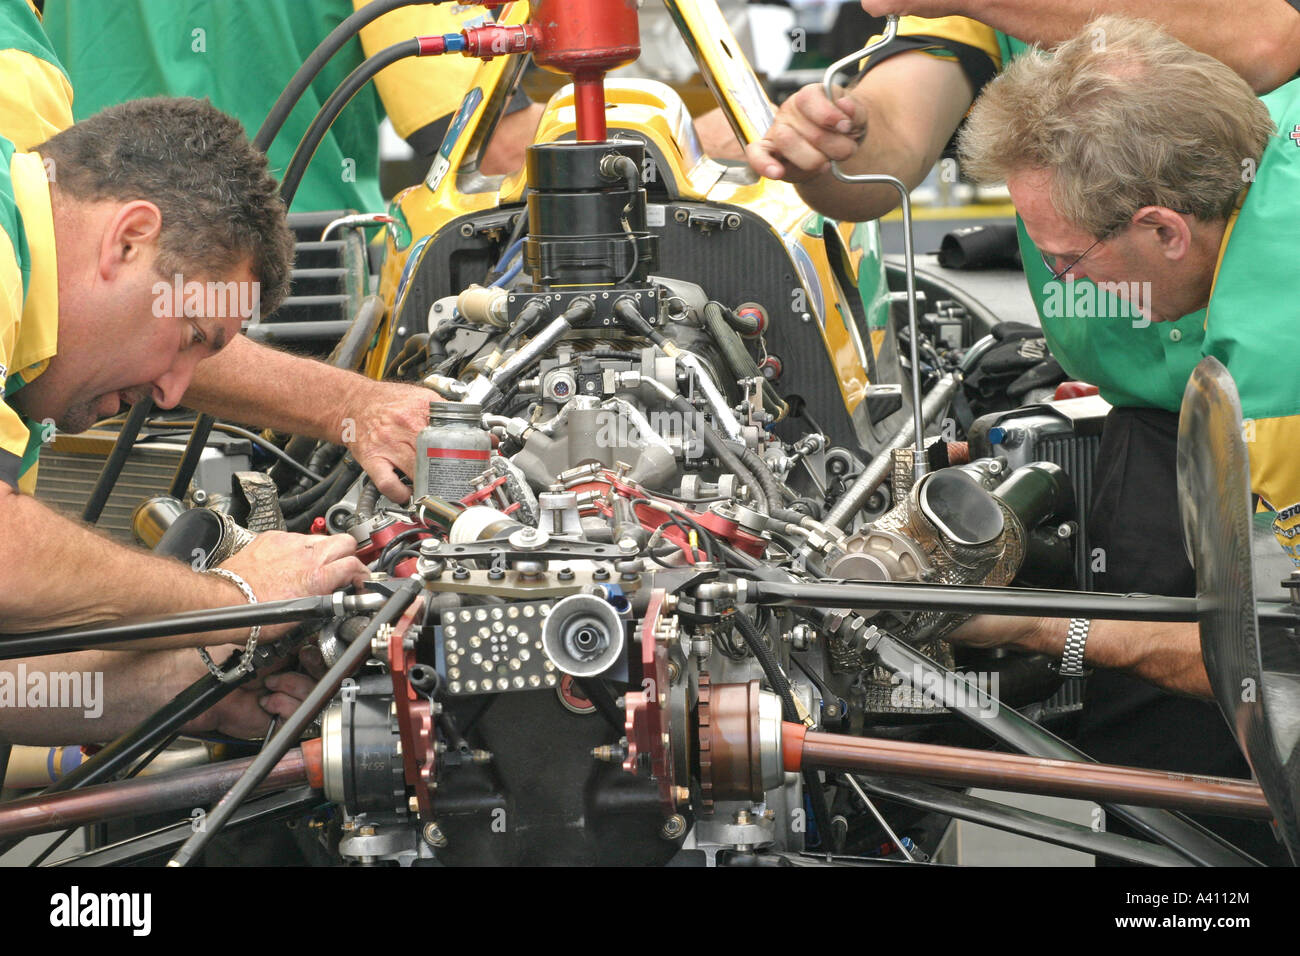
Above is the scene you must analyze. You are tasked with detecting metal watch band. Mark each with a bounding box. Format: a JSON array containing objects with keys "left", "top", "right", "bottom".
[{"left": 1059, "top": 617, "right": 1092, "bottom": 679}]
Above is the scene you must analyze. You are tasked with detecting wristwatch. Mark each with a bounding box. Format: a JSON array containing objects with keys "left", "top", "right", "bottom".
[{"left": 1058, "top": 617, "right": 1092, "bottom": 679}]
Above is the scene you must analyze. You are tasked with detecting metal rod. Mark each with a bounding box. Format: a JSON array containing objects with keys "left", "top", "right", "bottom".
[
  {"left": 0, "top": 671, "right": 240, "bottom": 859},
  {"left": 574, "top": 72, "right": 608, "bottom": 142},
  {"left": 168, "top": 579, "right": 422, "bottom": 866},
  {"left": 0, "top": 595, "right": 338, "bottom": 660},
  {"left": 82, "top": 397, "right": 156, "bottom": 525},
  {"left": 863, "top": 633, "right": 1261, "bottom": 866},
  {"left": 824, "top": 372, "right": 960, "bottom": 530},
  {"left": 52, "top": 788, "right": 321, "bottom": 868},
  {"left": 822, "top": 17, "right": 926, "bottom": 485},
  {"left": 844, "top": 774, "right": 914, "bottom": 862},
  {"left": 168, "top": 413, "right": 215, "bottom": 499},
  {"left": 851, "top": 774, "right": 1188, "bottom": 867},
  {"left": 746, "top": 578, "right": 1199, "bottom": 621},
  {"left": 790, "top": 726, "right": 1272, "bottom": 820},
  {"left": 0, "top": 749, "right": 308, "bottom": 840}
]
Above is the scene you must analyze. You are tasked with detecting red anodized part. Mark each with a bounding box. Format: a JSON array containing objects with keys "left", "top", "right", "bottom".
[
  {"left": 529, "top": 0, "right": 642, "bottom": 142},
  {"left": 388, "top": 596, "right": 436, "bottom": 820}
]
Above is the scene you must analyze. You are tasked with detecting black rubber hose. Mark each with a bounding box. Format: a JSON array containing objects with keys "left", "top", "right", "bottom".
[
  {"left": 701, "top": 301, "right": 786, "bottom": 418},
  {"left": 355, "top": 479, "right": 382, "bottom": 521},
  {"left": 82, "top": 397, "right": 155, "bottom": 524},
  {"left": 732, "top": 610, "right": 796, "bottom": 723},
  {"left": 739, "top": 446, "right": 783, "bottom": 512},
  {"left": 253, "top": 0, "right": 451, "bottom": 153},
  {"left": 285, "top": 458, "right": 363, "bottom": 532},
  {"left": 281, "top": 39, "right": 423, "bottom": 209},
  {"left": 279, "top": 453, "right": 354, "bottom": 514}
]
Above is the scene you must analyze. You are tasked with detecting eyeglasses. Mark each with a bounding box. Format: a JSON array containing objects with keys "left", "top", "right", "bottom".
[
  {"left": 1039, "top": 237, "right": 1103, "bottom": 281},
  {"left": 1038, "top": 207, "right": 1193, "bottom": 281}
]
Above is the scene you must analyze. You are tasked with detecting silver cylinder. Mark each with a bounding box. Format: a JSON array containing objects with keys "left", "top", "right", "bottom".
[{"left": 132, "top": 495, "right": 186, "bottom": 548}]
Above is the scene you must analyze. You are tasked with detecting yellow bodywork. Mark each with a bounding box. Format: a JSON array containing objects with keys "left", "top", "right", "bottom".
[{"left": 368, "top": 0, "right": 884, "bottom": 421}]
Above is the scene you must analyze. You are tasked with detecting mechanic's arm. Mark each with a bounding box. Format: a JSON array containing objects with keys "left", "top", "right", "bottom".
[
  {"left": 949, "top": 614, "right": 1212, "bottom": 698},
  {"left": 182, "top": 334, "right": 434, "bottom": 503},
  {"left": 747, "top": 51, "right": 975, "bottom": 222},
  {"left": 860, "top": 0, "right": 1300, "bottom": 93},
  {"left": 0, "top": 484, "right": 364, "bottom": 639},
  {"left": 0, "top": 647, "right": 316, "bottom": 745}
]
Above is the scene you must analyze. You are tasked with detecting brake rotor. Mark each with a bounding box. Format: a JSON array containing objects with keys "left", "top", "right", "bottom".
[{"left": 1177, "top": 356, "right": 1300, "bottom": 860}]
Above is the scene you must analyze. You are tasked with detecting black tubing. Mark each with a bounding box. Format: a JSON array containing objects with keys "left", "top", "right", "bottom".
[
  {"left": 280, "top": 453, "right": 355, "bottom": 514},
  {"left": 281, "top": 39, "right": 424, "bottom": 209},
  {"left": 739, "top": 446, "right": 783, "bottom": 512},
  {"left": 253, "top": 0, "right": 451, "bottom": 153},
  {"left": 285, "top": 458, "right": 363, "bottom": 532},
  {"left": 82, "top": 397, "right": 155, "bottom": 524},
  {"left": 168, "top": 414, "right": 214, "bottom": 499}
]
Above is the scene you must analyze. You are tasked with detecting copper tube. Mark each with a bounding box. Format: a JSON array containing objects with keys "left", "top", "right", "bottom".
[
  {"left": 790, "top": 726, "right": 1272, "bottom": 820},
  {"left": 0, "top": 748, "right": 309, "bottom": 840}
]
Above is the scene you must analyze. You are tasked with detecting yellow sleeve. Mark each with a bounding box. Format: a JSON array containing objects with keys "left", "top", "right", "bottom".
[
  {"left": 895, "top": 16, "right": 1001, "bottom": 67},
  {"left": 0, "top": 228, "right": 31, "bottom": 491},
  {"left": 355, "top": 0, "right": 490, "bottom": 140},
  {"left": 0, "top": 48, "right": 73, "bottom": 151}
]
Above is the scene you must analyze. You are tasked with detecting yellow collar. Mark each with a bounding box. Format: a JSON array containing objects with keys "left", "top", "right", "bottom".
[
  {"left": 1205, "top": 187, "right": 1247, "bottom": 322},
  {"left": 8, "top": 149, "right": 58, "bottom": 379}
]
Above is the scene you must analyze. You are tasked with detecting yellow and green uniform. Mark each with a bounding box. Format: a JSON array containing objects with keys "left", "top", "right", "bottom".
[
  {"left": 41, "top": 0, "right": 494, "bottom": 212},
  {"left": 1201, "top": 78, "right": 1300, "bottom": 554},
  {"left": 0, "top": 0, "right": 68, "bottom": 493},
  {"left": 865, "top": 16, "right": 1300, "bottom": 551},
  {"left": 0, "top": 135, "right": 59, "bottom": 494},
  {"left": 862, "top": 17, "right": 1208, "bottom": 412},
  {"left": 0, "top": 0, "right": 72, "bottom": 149}
]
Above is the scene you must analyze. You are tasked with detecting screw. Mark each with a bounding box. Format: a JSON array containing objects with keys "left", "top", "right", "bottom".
[
  {"left": 557, "top": 567, "right": 575, "bottom": 581},
  {"left": 408, "top": 796, "right": 420, "bottom": 813},
  {"left": 660, "top": 814, "right": 687, "bottom": 840},
  {"left": 422, "top": 821, "right": 448, "bottom": 848},
  {"left": 453, "top": 566, "right": 470, "bottom": 580},
  {"left": 734, "top": 809, "right": 752, "bottom": 826}
]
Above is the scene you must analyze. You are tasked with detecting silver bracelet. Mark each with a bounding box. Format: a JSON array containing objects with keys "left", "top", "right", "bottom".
[
  {"left": 200, "top": 567, "right": 261, "bottom": 683},
  {"left": 1058, "top": 617, "right": 1092, "bottom": 679}
]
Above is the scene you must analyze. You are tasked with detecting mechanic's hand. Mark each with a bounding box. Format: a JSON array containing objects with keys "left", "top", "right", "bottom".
[
  {"left": 746, "top": 84, "right": 868, "bottom": 183},
  {"left": 185, "top": 658, "right": 317, "bottom": 739},
  {"left": 947, "top": 614, "right": 1048, "bottom": 651},
  {"left": 342, "top": 381, "right": 439, "bottom": 504},
  {"left": 220, "top": 530, "right": 368, "bottom": 608}
]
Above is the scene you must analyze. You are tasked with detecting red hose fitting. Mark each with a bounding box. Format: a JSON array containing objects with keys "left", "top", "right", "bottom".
[
  {"left": 461, "top": 23, "right": 538, "bottom": 59},
  {"left": 416, "top": 35, "right": 449, "bottom": 56}
]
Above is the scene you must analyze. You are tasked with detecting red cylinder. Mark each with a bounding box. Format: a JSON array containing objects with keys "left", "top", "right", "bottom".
[{"left": 531, "top": 0, "right": 641, "bottom": 142}]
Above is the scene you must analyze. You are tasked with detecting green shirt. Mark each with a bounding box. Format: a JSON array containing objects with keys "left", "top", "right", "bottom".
[
  {"left": 42, "top": 0, "right": 386, "bottom": 213},
  {"left": 994, "top": 33, "right": 1208, "bottom": 412}
]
